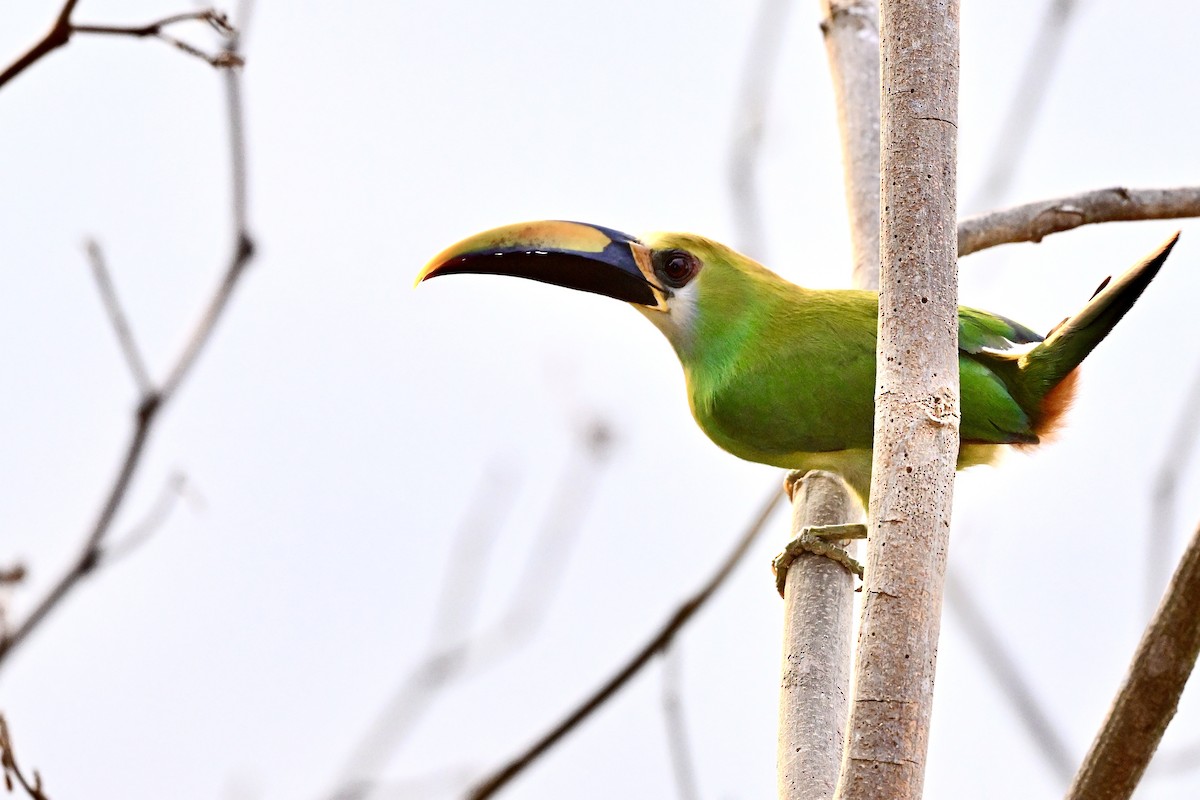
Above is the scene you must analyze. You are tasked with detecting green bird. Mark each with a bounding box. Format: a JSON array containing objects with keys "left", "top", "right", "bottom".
[{"left": 417, "top": 220, "right": 1178, "bottom": 505}]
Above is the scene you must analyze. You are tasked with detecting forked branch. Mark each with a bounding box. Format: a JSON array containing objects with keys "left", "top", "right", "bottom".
[
  {"left": 0, "top": 3, "right": 239, "bottom": 89},
  {"left": 0, "top": 18, "right": 254, "bottom": 669}
]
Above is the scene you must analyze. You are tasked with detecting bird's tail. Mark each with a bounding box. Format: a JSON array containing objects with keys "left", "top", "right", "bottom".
[{"left": 1018, "top": 232, "right": 1180, "bottom": 440}]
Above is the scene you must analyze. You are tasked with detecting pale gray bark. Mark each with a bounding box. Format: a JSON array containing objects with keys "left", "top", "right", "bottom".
[
  {"left": 778, "top": 472, "right": 863, "bottom": 800},
  {"left": 836, "top": 0, "right": 960, "bottom": 797},
  {"left": 958, "top": 186, "right": 1200, "bottom": 256},
  {"left": 819, "top": 0, "right": 882, "bottom": 290},
  {"left": 775, "top": 4, "right": 882, "bottom": 796},
  {"left": 1066, "top": 518, "right": 1200, "bottom": 800}
]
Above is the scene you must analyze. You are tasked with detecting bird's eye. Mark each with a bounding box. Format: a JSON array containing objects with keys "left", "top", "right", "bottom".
[{"left": 657, "top": 250, "right": 698, "bottom": 287}]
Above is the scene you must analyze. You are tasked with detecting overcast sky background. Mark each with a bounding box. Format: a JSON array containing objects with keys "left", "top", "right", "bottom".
[{"left": 2, "top": 1, "right": 1200, "bottom": 798}]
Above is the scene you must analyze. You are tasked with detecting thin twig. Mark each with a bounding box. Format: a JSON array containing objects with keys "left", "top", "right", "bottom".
[
  {"left": 73, "top": 9, "right": 241, "bottom": 68},
  {"left": 0, "top": 714, "right": 50, "bottom": 800},
  {"left": 330, "top": 466, "right": 522, "bottom": 795},
  {"left": 97, "top": 472, "right": 190, "bottom": 567},
  {"left": 966, "top": 0, "right": 1080, "bottom": 213},
  {"left": 0, "top": 4, "right": 238, "bottom": 90},
  {"left": 660, "top": 646, "right": 701, "bottom": 800},
  {"left": 1148, "top": 362, "right": 1200, "bottom": 614},
  {"left": 0, "top": 0, "right": 79, "bottom": 90},
  {"left": 1065, "top": 517, "right": 1200, "bottom": 800},
  {"left": 84, "top": 240, "right": 154, "bottom": 395},
  {"left": 958, "top": 186, "right": 1200, "bottom": 257},
  {"left": 727, "top": 0, "right": 793, "bottom": 261},
  {"left": 0, "top": 12, "right": 254, "bottom": 669},
  {"left": 332, "top": 422, "right": 615, "bottom": 797},
  {"left": 466, "top": 482, "right": 786, "bottom": 800},
  {"left": 72, "top": 10, "right": 233, "bottom": 37},
  {"left": 943, "top": 572, "right": 1074, "bottom": 785}
]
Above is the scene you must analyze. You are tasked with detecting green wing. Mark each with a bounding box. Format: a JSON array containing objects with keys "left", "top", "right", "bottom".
[
  {"left": 957, "top": 306, "right": 1043, "bottom": 445},
  {"left": 958, "top": 306, "right": 1042, "bottom": 354}
]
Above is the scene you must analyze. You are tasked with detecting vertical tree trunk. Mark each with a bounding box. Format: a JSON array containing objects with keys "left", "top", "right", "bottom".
[
  {"left": 819, "top": 0, "right": 882, "bottom": 291},
  {"left": 837, "top": 0, "right": 960, "bottom": 797},
  {"left": 776, "top": 4, "right": 881, "bottom": 796}
]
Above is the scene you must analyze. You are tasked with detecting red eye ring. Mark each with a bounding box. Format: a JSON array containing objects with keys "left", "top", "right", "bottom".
[{"left": 658, "top": 250, "right": 697, "bottom": 287}]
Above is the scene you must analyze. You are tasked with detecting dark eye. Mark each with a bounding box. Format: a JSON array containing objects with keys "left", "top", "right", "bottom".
[{"left": 657, "top": 250, "right": 698, "bottom": 287}]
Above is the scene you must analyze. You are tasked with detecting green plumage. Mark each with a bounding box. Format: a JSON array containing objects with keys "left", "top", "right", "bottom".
[
  {"left": 631, "top": 231, "right": 1176, "bottom": 502},
  {"left": 420, "top": 221, "right": 1178, "bottom": 505}
]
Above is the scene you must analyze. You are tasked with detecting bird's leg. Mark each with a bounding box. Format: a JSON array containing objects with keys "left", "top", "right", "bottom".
[{"left": 774, "top": 470, "right": 868, "bottom": 597}]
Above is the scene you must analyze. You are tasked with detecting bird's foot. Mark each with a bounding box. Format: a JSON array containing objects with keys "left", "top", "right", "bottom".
[{"left": 772, "top": 523, "right": 868, "bottom": 598}]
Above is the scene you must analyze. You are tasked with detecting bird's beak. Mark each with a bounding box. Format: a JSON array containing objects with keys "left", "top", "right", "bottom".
[{"left": 416, "top": 221, "right": 670, "bottom": 311}]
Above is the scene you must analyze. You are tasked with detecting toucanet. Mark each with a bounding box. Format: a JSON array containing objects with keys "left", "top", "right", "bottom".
[{"left": 417, "top": 220, "right": 1178, "bottom": 505}]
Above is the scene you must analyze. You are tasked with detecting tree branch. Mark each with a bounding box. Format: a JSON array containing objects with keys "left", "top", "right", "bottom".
[
  {"left": 465, "top": 483, "right": 786, "bottom": 800},
  {"left": 660, "top": 646, "right": 701, "bottom": 800},
  {"left": 728, "top": 0, "right": 793, "bottom": 260},
  {"left": 958, "top": 186, "right": 1200, "bottom": 257},
  {"left": 965, "top": 0, "right": 1080, "bottom": 213},
  {"left": 331, "top": 423, "right": 614, "bottom": 797},
  {"left": 943, "top": 572, "right": 1074, "bottom": 784},
  {"left": 0, "top": 714, "right": 50, "bottom": 800},
  {"left": 819, "top": 0, "right": 881, "bottom": 290},
  {"left": 1066, "top": 517, "right": 1200, "bottom": 800},
  {"left": 778, "top": 471, "right": 861, "bottom": 800},
  {"left": 773, "top": 3, "right": 880, "bottom": 794},
  {"left": 84, "top": 240, "right": 154, "bottom": 395},
  {"left": 837, "top": 0, "right": 960, "bottom": 796},
  {"left": 0, "top": 4, "right": 238, "bottom": 90},
  {"left": 1147, "top": 362, "right": 1200, "bottom": 613},
  {"left": 0, "top": 19, "right": 254, "bottom": 669}
]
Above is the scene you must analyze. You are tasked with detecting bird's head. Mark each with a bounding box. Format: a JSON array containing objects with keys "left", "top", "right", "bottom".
[{"left": 417, "top": 221, "right": 767, "bottom": 353}]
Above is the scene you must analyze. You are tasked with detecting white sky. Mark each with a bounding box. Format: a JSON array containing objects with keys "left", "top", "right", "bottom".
[{"left": 2, "top": 1, "right": 1199, "bottom": 798}]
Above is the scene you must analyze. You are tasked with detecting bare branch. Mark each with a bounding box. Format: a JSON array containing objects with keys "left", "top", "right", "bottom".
[
  {"left": 1148, "top": 363, "right": 1200, "bottom": 613},
  {"left": 0, "top": 0, "right": 79, "bottom": 90},
  {"left": 0, "top": 714, "right": 50, "bottom": 800},
  {"left": 333, "top": 421, "right": 614, "bottom": 797},
  {"left": 966, "top": 0, "right": 1080, "bottom": 213},
  {"left": 0, "top": 14, "right": 256, "bottom": 669},
  {"left": 943, "top": 572, "right": 1074, "bottom": 784},
  {"left": 958, "top": 186, "right": 1200, "bottom": 257},
  {"left": 0, "top": 5, "right": 239, "bottom": 90},
  {"left": 1066, "top": 517, "right": 1200, "bottom": 800},
  {"left": 466, "top": 482, "right": 786, "bottom": 800},
  {"left": 84, "top": 240, "right": 154, "bottom": 395},
  {"left": 838, "top": 0, "right": 961, "bottom": 797},
  {"left": 97, "top": 472, "right": 190, "bottom": 567},
  {"left": 819, "top": 0, "right": 881, "bottom": 290},
  {"left": 778, "top": 471, "right": 860, "bottom": 800},
  {"left": 728, "top": 0, "right": 793, "bottom": 260},
  {"left": 329, "top": 466, "right": 522, "bottom": 794},
  {"left": 660, "top": 646, "right": 701, "bottom": 800}
]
